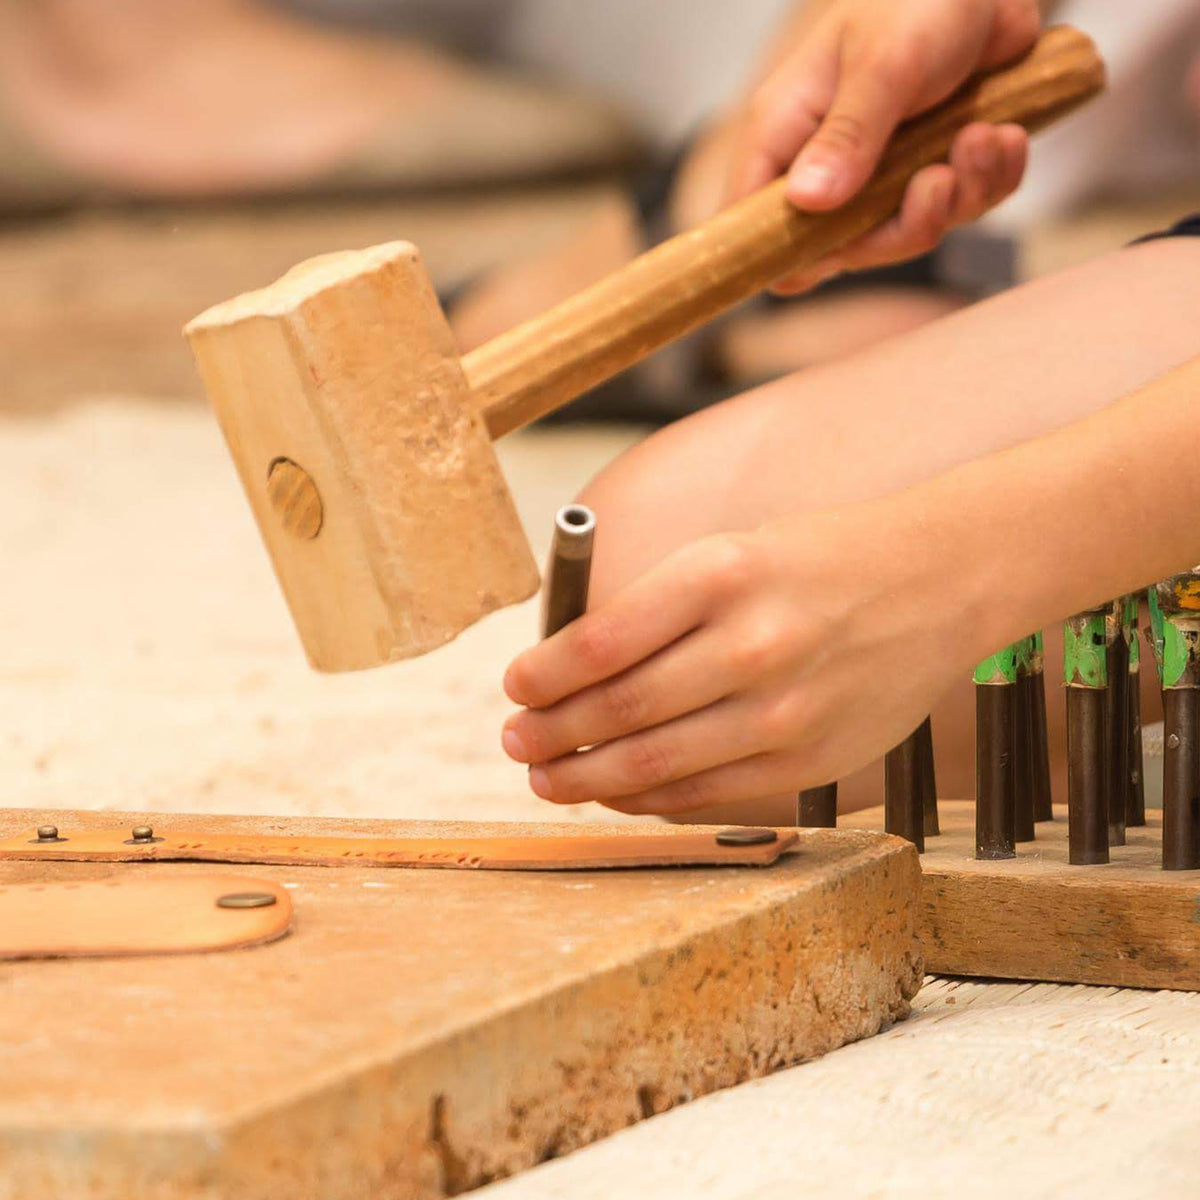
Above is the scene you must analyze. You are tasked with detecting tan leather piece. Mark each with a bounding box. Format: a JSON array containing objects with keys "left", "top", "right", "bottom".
[
  {"left": 0, "top": 873, "right": 292, "bottom": 960},
  {"left": 0, "top": 827, "right": 797, "bottom": 870}
]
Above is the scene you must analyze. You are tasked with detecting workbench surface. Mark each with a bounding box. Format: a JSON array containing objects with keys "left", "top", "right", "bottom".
[
  {"left": 480, "top": 975, "right": 1200, "bottom": 1200},
  {"left": 0, "top": 807, "right": 922, "bottom": 1199}
]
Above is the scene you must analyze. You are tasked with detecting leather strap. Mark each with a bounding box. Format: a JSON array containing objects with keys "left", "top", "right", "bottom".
[
  {"left": 0, "top": 826, "right": 796, "bottom": 870},
  {"left": 0, "top": 874, "right": 292, "bottom": 960}
]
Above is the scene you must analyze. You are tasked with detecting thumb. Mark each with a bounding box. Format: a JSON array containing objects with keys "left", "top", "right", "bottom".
[{"left": 786, "top": 61, "right": 905, "bottom": 211}]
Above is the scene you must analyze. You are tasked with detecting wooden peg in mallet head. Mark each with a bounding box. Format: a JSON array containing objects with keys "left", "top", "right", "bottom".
[{"left": 185, "top": 27, "right": 1103, "bottom": 673}]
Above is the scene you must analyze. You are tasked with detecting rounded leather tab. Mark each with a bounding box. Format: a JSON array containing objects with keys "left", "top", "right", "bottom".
[{"left": 0, "top": 874, "right": 293, "bottom": 960}]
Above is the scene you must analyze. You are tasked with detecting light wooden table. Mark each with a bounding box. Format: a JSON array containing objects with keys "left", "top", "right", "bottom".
[{"left": 481, "top": 975, "right": 1200, "bottom": 1199}]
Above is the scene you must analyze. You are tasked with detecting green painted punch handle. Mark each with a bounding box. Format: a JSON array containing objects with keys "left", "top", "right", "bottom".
[
  {"left": 974, "top": 645, "right": 1018, "bottom": 686},
  {"left": 1063, "top": 608, "right": 1107, "bottom": 689},
  {"left": 1154, "top": 574, "right": 1200, "bottom": 690}
]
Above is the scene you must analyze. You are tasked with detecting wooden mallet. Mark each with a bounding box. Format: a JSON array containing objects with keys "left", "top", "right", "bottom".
[{"left": 186, "top": 27, "right": 1102, "bottom": 673}]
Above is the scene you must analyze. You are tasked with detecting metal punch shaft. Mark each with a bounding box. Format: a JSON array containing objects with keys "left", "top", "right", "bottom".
[
  {"left": 1029, "top": 630, "right": 1054, "bottom": 822},
  {"left": 798, "top": 784, "right": 838, "bottom": 828},
  {"left": 542, "top": 505, "right": 596, "bottom": 639},
  {"left": 1162, "top": 689, "right": 1200, "bottom": 870},
  {"left": 884, "top": 730, "right": 924, "bottom": 851},
  {"left": 1126, "top": 602, "right": 1146, "bottom": 828},
  {"left": 1064, "top": 609, "right": 1109, "bottom": 865},
  {"left": 1014, "top": 637, "right": 1036, "bottom": 843},
  {"left": 1155, "top": 574, "right": 1200, "bottom": 870},
  {"left": 917, "top": 716, "right": 939, "bottom": 837},
  {"left": 1104, "top": 599, "right": 1129, "bottom": 847},
  {"left": 974, "top": 647, "right": 1018, "bottom": 861}
]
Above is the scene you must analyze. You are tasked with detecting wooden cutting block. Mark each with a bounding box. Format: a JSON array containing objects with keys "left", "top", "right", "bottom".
[
  {"left": 0, "top": 808, "right": 921, "bottom": 1200},
  {"left": 843, "top": 800, "right": 1200, "bottom": 990}
]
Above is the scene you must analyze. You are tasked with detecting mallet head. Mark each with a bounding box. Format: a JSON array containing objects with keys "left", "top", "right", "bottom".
[{"left": 185, "top": 242, "right": 538, "bottom": 672}]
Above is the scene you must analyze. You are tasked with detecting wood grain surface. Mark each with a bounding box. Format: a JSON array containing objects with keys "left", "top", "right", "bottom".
[
  {"left": 0, "top": 808, "right": 921, "bottom": 1200},
  {"left": 478, "top": 977, "right": 1200, "bottom": 1200},
  {"left": 844, "top": 800, "right": 1200, "bottom": 989}
]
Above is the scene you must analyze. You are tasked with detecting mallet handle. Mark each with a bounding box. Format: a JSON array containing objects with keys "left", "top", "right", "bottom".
[{"left": 464, "top": 25, "right": 1103, "bottom": 439}]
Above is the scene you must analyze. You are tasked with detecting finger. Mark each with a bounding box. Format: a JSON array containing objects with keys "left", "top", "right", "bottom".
[
  {"left": 769, "top": 161, "right": 954, "bottom": 293},
  {"left": 503, "top": 627, "right": 736, "bottom": 764},
  {"left": 994, "top": 123, "right": 1029, "bottom": 198},
  {"left": 978, "top": 3, "right": 1041, "bottom": 70},
  {"left": 504, "top": 538, "right": 743, "bottom": 709},
  {"left": 527, "top": 696, "right": 769, "bottom": 806},
  {"left": 726, "top": 33, "right": 838, "bottom": 203},
  {"left": 767, "top": 254, "right": 846, "bottom": 298},
  {"left": 785, "top": 47, "right": 913, "bottom": 211},
  {"left": 769, "top": 123, "right": 1026, "bottom": 295},
  {"left": 599, "top": 751, "right": 806, "bottom": 817},
  {"left": 942, "top": 123, "right": 1027, "bottom": 227},
  {"left": 945, "top": 123, "right": 1002, "bottom": 224},
  {"left": 832, "top": 163, "right": 956, "bottom": 271}
]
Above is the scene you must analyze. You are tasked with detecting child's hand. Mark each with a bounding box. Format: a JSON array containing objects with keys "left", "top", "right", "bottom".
[
  {"left": 501, "top": 501, "right": 973, "bottom": 815},
  {"left": 727, "top": 0, "right": 1040, "bottom": 293}
]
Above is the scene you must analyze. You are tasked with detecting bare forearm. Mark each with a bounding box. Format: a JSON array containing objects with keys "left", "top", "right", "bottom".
[
  {"left": 908, "top": 355, "right": 1200, "bottom": 662},
  {"left": 504, "top": 324, "right": 1200, "bottom": 815},
  {"left": 507, "top": 230, "right": 1200, "bottom": 813}
]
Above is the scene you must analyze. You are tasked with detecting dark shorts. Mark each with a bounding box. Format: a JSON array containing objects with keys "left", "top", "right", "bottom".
[{"left": 1135, "top": 213, "right": 1200, "bottom": 243}]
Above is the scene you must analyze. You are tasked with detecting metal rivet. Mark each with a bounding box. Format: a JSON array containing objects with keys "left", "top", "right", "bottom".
[
  {"left": 715, "top": 827, "right": 778, "bottom": 847},
  {"left": 31, "top": 825, "right": 66, "bottom": 844},
  {"left": 216, "top": 891, "right": 277, "bottom": 909},
  {"left": 1168, "top": 733, "right": 1182, "bottom": 750},
  {"left": 124, "top": 825, "right": 164, "bottom": 845}
]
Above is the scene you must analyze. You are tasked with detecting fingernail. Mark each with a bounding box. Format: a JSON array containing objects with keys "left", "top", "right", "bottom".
[
  {"left": 501, "top": 727, "right": 528, "bottom": 762},
  {"left": 529, "top": 766, "right": 552, "bottom": 800},
  {"left": 787, "top": 159, "right": 840, "bottom": 204}
]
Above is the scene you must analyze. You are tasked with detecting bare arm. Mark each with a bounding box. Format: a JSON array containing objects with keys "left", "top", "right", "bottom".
[
  {"left": 911, "top": 353, "right": 1200, "bottom": 659},
  {"left": 500, "top": 237, "right": 1200, "bottom": 814},
  {"left": 502, "top": 355, "right": 1200, "bottom": 816}
]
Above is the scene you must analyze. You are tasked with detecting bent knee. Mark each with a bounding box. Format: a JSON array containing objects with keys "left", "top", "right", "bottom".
[{"left": 576, "top": 417, "right": 740, "bottom": 606}]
